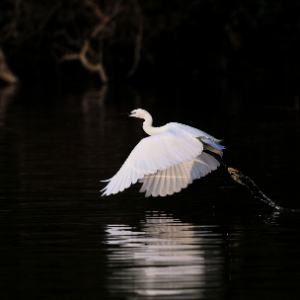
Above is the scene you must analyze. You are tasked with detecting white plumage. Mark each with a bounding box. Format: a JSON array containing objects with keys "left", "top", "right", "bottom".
[{"left": 101, "top": 109, "right": 225, "bottom": 197}]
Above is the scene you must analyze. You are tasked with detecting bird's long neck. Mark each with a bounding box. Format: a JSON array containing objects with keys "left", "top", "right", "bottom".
[{"left": 142, "top": 112, "right": 164, "bottom": 136}]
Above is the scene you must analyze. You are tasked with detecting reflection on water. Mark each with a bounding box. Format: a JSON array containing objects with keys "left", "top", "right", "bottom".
[
  {"left": 1, "top": 82, "right": 300, "bottom": 300},
  {"left": 105, "top": 212, "right": 224, "bottom": 299}
]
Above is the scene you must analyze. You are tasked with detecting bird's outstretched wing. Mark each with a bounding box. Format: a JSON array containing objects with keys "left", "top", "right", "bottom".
[
  {"left": 138, "top": 152, "right": 219, "bottom": 197},
  {"left": 101, "top": 129, "right": 203, "bottom": 196}
]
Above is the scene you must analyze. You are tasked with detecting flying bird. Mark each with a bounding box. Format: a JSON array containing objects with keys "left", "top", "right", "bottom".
[{"left": 101, "top": 109, "right": 225, "bottom": 197}]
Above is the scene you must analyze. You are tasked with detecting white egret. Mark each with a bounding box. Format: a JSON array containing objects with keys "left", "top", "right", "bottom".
[{"left": 101, "top": 109, "right": 225, "bottom": 197}]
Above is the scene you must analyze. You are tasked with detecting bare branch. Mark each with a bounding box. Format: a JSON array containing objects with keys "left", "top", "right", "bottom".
[
  {"left": 82, "top": 0, "right": 105, "bottom": 19},
  {"left": 54, "top": 30, "right": 82, "bottom": 47},
  {"left": 91, "top": 16, "right": 111, "bottom": 38},
  {"left": 127, "top": 0, "right": 143, "bottom": 78},
  {"left": 91, "top": 1, "right": 123, "bottom": 38},
  {"left": 0, "top": 47, "right": 18, "bottom": 84},
  {"left": 60, "top": 40, "right": 108, "bottom": 83}
]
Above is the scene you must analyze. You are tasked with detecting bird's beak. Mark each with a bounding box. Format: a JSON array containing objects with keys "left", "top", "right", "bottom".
[{"left": 115, "top": 112, "right": 131, "bottom": 116}]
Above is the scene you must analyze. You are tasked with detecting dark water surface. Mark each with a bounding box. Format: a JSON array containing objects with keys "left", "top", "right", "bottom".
[{"left": 1, "top": 81, "right": 300, "bottom": 300}]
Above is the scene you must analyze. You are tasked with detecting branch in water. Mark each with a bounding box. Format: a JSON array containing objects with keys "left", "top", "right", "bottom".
[{"left": 203, "top": 149, "right": 285, "bottom": 211}]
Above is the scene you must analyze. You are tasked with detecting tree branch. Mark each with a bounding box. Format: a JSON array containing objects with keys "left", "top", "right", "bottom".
[
  {"left": 0, "top": 47, "right": 18, "bottom": 84},
  {"left": 127, "top": 0, "right": 143, "bottom": 78},
  {"left": 60, "top": 40, "right": 108, "bottom": 83}
]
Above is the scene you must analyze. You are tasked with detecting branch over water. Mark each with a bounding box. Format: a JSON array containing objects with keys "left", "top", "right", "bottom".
[{"left": 204, "top": 150, "right": 300, "bottom": 212}]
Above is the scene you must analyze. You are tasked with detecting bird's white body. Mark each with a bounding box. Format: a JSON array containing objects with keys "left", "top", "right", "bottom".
[{"left": 101, "top": 109, "right": 225, "bottom": 197}]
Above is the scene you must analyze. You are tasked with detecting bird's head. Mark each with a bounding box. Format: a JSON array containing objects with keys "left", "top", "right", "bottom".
[{"left": 129, "top": 108, "right": 149, "bottom": 119}]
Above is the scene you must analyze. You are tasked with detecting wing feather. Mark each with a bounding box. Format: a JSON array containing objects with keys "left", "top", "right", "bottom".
[
  {"left": 152, "top": 171, "right": 161, "bottom": 197},
  {"left": 162, "top": 168, "right": 170, "bottom": 197},
  {"left": 175, "top": 165, "right": 182, "bottom": 193},
  {"left": 168, "top": 167, "right": 175, "bottom": 195},
  {"left": 145, "top": 175, "right": 156, "bottom": 197},
  {"left": 138, "top": 152, "right": 220, "bottom": 197},
  {"left": 101, "top": 128, "right": 203, "bottom": 196}
]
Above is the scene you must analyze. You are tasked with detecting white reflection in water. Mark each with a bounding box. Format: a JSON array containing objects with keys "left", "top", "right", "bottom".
[{"left": 104, "top": 212, "right": 224, "bottom": 299}]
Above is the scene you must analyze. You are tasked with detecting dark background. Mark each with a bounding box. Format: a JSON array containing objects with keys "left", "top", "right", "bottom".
[
  {"left": 0, "top": 0, "right": 299, "bottom": 96},
  {"left": 2, "top": 2, "right": 300, "bottom": 299}
]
